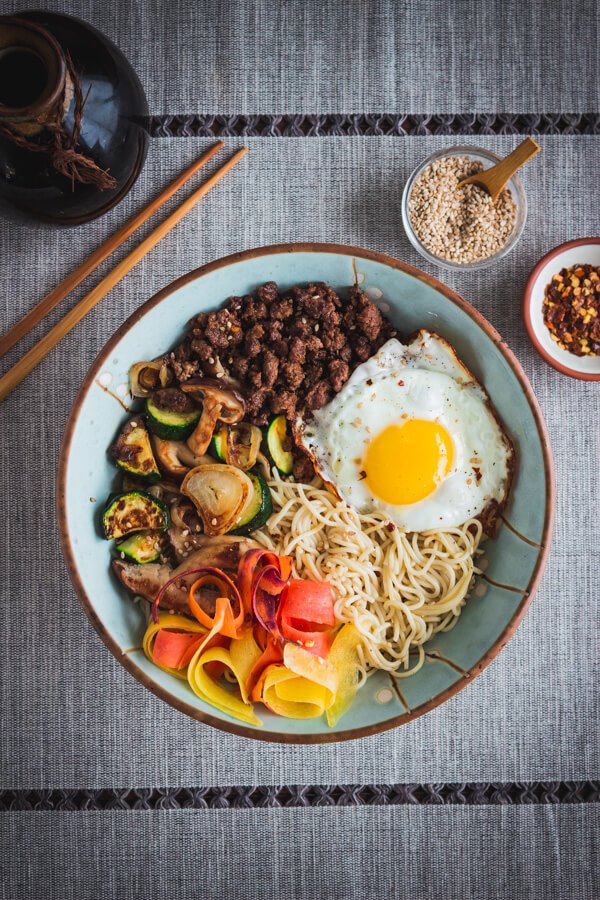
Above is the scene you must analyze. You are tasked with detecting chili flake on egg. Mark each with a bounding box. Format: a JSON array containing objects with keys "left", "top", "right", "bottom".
[{"left": 542, "top": 264, "right": 600, "bottom": 356}]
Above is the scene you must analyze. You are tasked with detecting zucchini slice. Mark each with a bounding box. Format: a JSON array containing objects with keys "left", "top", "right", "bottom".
[
  {"left": 102, "top": 491, "right": 170, "bottom": 540},
  {"left": 265, "top": 415, "right": 293, "bottom": 475},
  {"left": 231, "top": 469, "right": 273, "bottom": 535},
  {"left": 110, "top": 420, "right": 161, "bottom": 483},
  {"left": 210, "top": 426, "right": 227, "bottom": 461},
  {"left": 115, "top": 530, "right": 163, "bottom": 564},
  {"left": 145, "top": 389, "right": 200, "bottom": 440}
]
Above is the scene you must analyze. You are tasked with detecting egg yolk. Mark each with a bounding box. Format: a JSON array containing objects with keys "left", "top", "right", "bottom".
[{"left": 363, "top": 418, "right": 454, "bottom": 505}]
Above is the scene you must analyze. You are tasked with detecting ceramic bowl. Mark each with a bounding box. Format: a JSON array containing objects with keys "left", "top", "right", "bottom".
[
  {"left": 58, "top": 244, "right": 555, "bottom": 743},
  {"left": 523, "top": 237, "right": 600, "bottom": 381},
  {"left": 401, "top": 146, "right": 527, "bottom": 271}
]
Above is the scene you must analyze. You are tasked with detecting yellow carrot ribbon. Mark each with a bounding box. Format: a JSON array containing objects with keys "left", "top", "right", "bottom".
[
  {"left": 187, "top": 627, "right": 263, "bottom": 726},
  {"left": 257, "top": 643, "right": 339, "bottom": 719},
  {"left": 326, "top": 624, "right": 363, "bottom": 727}
]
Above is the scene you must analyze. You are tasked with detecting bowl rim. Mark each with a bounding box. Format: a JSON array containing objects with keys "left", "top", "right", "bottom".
[
  {"left": 57, "top": 242, "right": 556, "bottom": 744},
  {"left": 522, "top": 237, "right": 600, "bottom": 382}
]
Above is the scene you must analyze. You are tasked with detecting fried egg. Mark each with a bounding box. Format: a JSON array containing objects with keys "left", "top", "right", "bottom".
[{"left": 297, "top": 332, "right": 514, "bottom": 531}]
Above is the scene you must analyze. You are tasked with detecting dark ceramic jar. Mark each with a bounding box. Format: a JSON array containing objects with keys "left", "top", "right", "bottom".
[{"left": 0, "top": 11, "right": 149, "bottom": 227}]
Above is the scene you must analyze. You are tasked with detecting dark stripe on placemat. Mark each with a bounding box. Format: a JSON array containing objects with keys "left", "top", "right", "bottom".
[
  {"left": 144, "top": 113, "right": 600, "bottom": 138},
  {"left": 1, "top": 781, "right": 598, "bottom": 811}
]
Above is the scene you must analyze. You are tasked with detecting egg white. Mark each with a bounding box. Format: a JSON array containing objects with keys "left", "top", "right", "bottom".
[{"left": 297, "top": 332, "right": 514, "bottom": 531}]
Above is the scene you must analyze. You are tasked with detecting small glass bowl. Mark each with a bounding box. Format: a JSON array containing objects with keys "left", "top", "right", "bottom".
[{"left": 401, "top": 145, "right": 528, "bottom": 271}]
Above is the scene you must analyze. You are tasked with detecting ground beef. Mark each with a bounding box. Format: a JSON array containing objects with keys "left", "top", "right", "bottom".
[
  {"left": 152, "top": 387, "right": 195, "bottom": 413},
  {"left": 170, "top": 355, "right": 200, "bottom": 382},
  {"left": 281, "top": 361, "right": 304, "bottom": 389},
  {"left": 169, "top": 281, "right": 397, "bottom": 426},
  {"left": 232, "top": 356, "right": 250, "bottom": 380},
  {"left": 240, "top": 295, "right": 268, "bottom": 322},
  {"left": 288, "top": 337, "right": 306, "bottom": 365},
  {"left": 353, "top": 335, "right": 373, "bottom": 361},
  {"left": 190, "top": 337, "right": 214, "bottom": 361},
  {"left": 270, "top": 390, "right": 298, "bottom": 418},
  {"left": 329, "top": 359, "right": 350, "bottom": 392},
  {"left": 244, "top": 324, "right": 264, "bottom": 357},
  {"left": 292, "top": 450, "right": 317, "bottom": 483},
  {"left": 271, "top": 297, "right": 294, "bottom": 320},
  {"left": 262, "top": 350, "right": 279, "bottom": 388},
  {"left": 271, "top": 338, "right": 289, "bottom": 358},
  {"left": 356, "top": 297, "right": 384, "bottom": 341},
  {"left": 257, "top": 281, "right": 278, "bottom": 303},
  {"left": 305, "top": 381, "right": 333, "bottom": 410}
]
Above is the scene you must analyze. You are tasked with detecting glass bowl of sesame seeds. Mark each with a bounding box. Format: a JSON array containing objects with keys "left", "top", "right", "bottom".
[{"left": 401, "top": 146, "right": 527, "bottom": 270}]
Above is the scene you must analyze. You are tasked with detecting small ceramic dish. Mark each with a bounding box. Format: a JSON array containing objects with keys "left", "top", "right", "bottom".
[
  {"left": 401, "top": 146, "right": 527, "bottom": 271},
  {"left": 523, "top": 237, "right": 600, "bottom": 381},
  {"left": 58, "top": 244, "right": 555, "bottom": 743}
]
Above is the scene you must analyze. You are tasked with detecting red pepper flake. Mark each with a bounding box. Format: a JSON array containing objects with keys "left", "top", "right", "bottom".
[
  {"left": 386, "top": 522, "right": 396, "bottom": 532},
  {"left": 542, "top": 264, "right": 600, "bottom": 356},
  {"left": 473, "top": 466, "right": 482, "bottom": 483},
  {"left": 397, "top": 379, "right": 405, "bottom": 386},
  {"left": 358, "top": 470, "right": 367, "bottom": 480}
]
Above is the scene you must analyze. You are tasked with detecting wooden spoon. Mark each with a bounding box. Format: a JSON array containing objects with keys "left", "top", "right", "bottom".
[{"left": 457, "top": 137, "right": 541, "bottom": 202}]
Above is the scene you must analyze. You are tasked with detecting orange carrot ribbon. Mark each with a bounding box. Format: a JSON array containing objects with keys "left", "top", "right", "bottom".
[{"left": 188, "top": 569, "right": 244, "bottom": 639}]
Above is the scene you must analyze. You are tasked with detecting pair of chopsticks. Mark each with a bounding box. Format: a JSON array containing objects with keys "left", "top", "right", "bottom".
[{"left": 0, "top": 140, "right": 248, "bottom": 402}]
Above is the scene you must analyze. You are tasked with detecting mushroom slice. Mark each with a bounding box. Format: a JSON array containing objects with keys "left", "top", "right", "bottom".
[
  {"left": 181, "top": 464, "right": 253, "bottom": 536},
  {"left": 180, "top": 378, "right": 246, "bottom": 423},
  {"left": 151, "top": 435, "right": 213, "bottom": 480},
  {"left": 112, "top": 559, "right": 189, "bottom": 614},
  {"left": 151, "top": 435, "right": 189, "bottom": 480},
  {"left": 176, "top": 443, "right": 214, "bottom": 468},
  {"left": 186, "top": 398, "right": 223, "bottom": 456},
  {"left": 181, "top": 378, "right": 246, "bottom": 457},
  {"left": 167, "top": 527, "right": 260, "bottom": 566}
]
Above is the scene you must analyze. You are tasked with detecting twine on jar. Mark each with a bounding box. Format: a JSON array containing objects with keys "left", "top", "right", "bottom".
[{"left": 0, "top": 52, "right": 117, "bottom": 191}]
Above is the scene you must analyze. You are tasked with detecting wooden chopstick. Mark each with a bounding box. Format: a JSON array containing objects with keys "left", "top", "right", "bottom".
[
  {"left": 0, "top": 147, "right": 248, "bottom": 402},
  {"left": 0, "top": 140, "right": 225, "bottom": 360}
]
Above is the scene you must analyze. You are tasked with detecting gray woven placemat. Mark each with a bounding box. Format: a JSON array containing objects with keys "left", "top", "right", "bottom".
[
  {"left": 20, "top": 0, "right": 600, "bottom": 114},
  {"left": 0, "top": 135, "right": 598, "bottom": 795},
  {"left": 2, "top": 805, "right": 599, "bottom": 900},
  {"left": 1, "top": 4, "right": 599, "bottom": 898}
]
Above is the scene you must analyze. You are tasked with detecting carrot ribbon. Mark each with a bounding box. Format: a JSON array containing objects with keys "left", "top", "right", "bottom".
[
  {"left": 279, "top": 579, "right": 336, "bottom": 658},
  {"left": 145, "top": 551, "right": 351, "bottom": 726},
  {"left": 188, "top": 568, "right": 244, "bottom": 638},
  {"left": 253, "top": 643, "right": 338, "bottom": 718}
]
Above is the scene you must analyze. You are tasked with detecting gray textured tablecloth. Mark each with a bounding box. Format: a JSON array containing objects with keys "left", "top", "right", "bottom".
[
  {"left": 1, "top": 136, "right": 599, "bottom": 899},
  {"left": 1, "top": 1, "right": 599, "bottom": 897},
  {"left": 9, "top": 0, "right": 600, "bottom": 113}
]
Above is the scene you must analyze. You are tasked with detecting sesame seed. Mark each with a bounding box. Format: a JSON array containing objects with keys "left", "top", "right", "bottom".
[{"left": 408, "top": 155, "right": 517, "bottom": 264}]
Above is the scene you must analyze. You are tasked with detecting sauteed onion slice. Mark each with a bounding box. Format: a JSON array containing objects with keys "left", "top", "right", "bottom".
[
  {"left": 130, "top": 361, "right": 172, "bottom": 397},
  {"left": 181, "top": 464, "right": 253, "bottom": 535},
  {"left": 224, "top": 423, "right": 262, "bottom": 471}
]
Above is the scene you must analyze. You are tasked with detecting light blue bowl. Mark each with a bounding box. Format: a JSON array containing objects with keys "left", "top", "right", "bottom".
[{"left": 58, "top": 244, "right": 555, "bottom": 743}]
